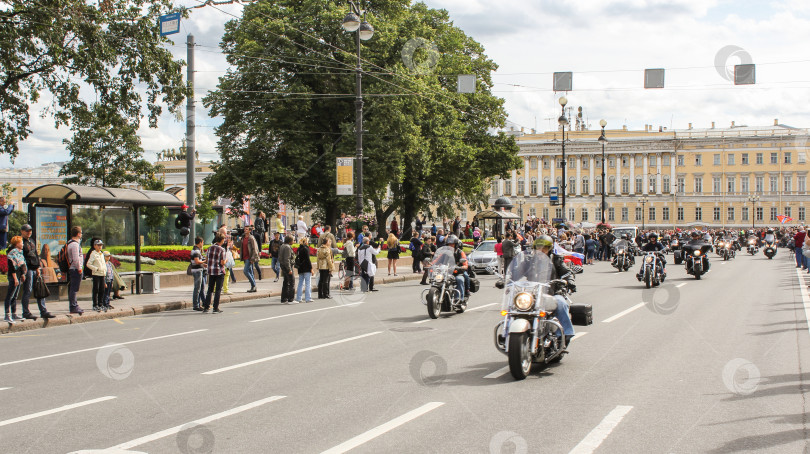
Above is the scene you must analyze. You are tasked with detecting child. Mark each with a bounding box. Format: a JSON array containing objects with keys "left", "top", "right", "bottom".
[{"left": 103, "top": 251, "right": 114, "bottom": 310}]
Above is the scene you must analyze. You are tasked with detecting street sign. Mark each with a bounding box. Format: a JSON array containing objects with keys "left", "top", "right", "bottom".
[
  {"left": 552, "top": 218, "right": 564, "bottom": 224},
  {"left": 549, "top": 186, "right": 559, "bottom": 206},
  {"left": 159, "top": 12, "right": 181, "bottom": 36},
  {"left": 336, "top": 157, "right": 354, "bottom": 195}
]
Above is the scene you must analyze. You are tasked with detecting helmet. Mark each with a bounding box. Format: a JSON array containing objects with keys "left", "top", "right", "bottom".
[
  {"left": 748, "top": 230, "right": 754, "bottom": 235},
  {"left": 767, "top": 228, "right": 774, "bottom": 234},
  {"left": 532, "top": 235, "right": 554, "bottom": 250},
  {"left": 691, "top": 231, "right": 702, "bottom": 238},
  {"left": 648, "top": 233, "right": 658, "bottom": 241},
  {"left": 621, "top": 234, "right": 629, "bottom": 240},
  {"left": 445, "top": 234, "right": 459, "bottom": 246}
]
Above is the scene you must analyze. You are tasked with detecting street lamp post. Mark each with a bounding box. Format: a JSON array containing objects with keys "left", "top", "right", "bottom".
[
  {"left": 598, "top": 119, "right": 607, "bottom": 224},
  {"left": 640, "top": 195, "right": 649, "bottom": 231},
  {"left": 341, "top": 2, "right": 374, "bottom": 216},
  {"left": 748, "top": 194, "right": 760, "bottom": 229},
  {"left": 558, "top": 96, "right": 569, "bottom": 220}
]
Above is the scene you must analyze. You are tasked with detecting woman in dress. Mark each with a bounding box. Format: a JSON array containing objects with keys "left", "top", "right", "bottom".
[{"left": 386, "top": 232, "right": 400, "bottom": 276}]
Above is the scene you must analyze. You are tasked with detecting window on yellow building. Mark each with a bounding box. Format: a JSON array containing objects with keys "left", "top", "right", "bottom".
[
  {"left": 581, "top": 208, "right": 588, "bottom": 221},
  {"left": 713, "top": 154, "right": 721, "bottom": 165},
  {"left": 712, "top": 177, "right": 721, "bottom": 194},
  {"left": 799, "top": 152, "right": 807, "bottom": 164},
  {"left": 635, "top": 176, "right": 643, "bottom": 193},
  {"left": 728, "top": 207, "right": 734, "bottom": 221},
  {"left": 785, "top": 207, "right": 791, "bottom": 218},
  {"left": 784, "top": 176, "right": 792, "bottom": 193},
  {"left": 530, "top": 177, "right": 538, "bottom": 195},
  {"left": 608, "top": 207, "right": 615, "bottom": 221},
  {"left": 595, "top": 177, "right": 603, "bottom": 194},
  {"left": 695, "top": 155, "right": 702, "bottom": 166},
  {"left": 756, "top": 207, "right": 763, "bottom": 221},
  {"left": 694, "top": 177, "right": 703, "bottom": 194},
  {"left": 609, "top": 176, "right": 616, "bottom": 194},
  {"left": 621, "top": 207, "right": 628, "bottom": 222},
  {"left": 622, "top": 156, "right": 629, "bottom": 167},
  {"left": 728, "top": 154, "right": 735, "bottom": 165},
  {"left": 663, "top": 175, "right": 670, "bottom": 193},
  {"left": 609, "top": 157, "right": 616, "bottom": 168},
  {"left": 663, "top": 155, "right": 671, "bottom": 166},
  {"left": 695, "top": 207, "right": 702, "bottom": 221},
  {"left": 798, "top": 176, "right": 806, "bottom": 194},
  {"left": 582, "top": 158, "right": 589, "bottom": 169},
  {"left": 517, "top": 177, "right": 525, "bottom": 195},
  {"left": 635, "top": 156, "right": 642, "bottom": 167},
  {"left": 662, "top": 206, "right": 670, "bottom": 221},
  {"left": 677, "top": 207, "right": 684, "bottom": 221},
  {"left": 785, "top": 152, "right": 792, "bottom": 164},
  {"left": 769, "top": 176, "right": 778, "bottom": 194},
  {"left": 648, "top": 207, "right": 655, "bottom": 221},
  {"left": 755, "top": 176, "right": 764, "bottom": 193},
  {"left": 756, "top": 153, "right": 763, "bottom": 164},
  {"left": 713, "top": 207, "right": 721, "bottom": 221},
  {"left": 770, "top": 152, "right": 778, "bottom": 164},
  {"left": 800, "top": 207, "right": 806, "bottom": 222},
  {"left": 741, "top": 153, "right": 749, "bottom": 164},
  {"left": 543, "top": 159, "right": 550, "bottom": 169},
  {"left": 741, "top": 176, "right": 749, "bottom": 193},
  {"left": 582, "top": 177, "right": 589, "bottom": 194},
  {"left": 742, "top": 206, "right": 749, "bottom": 221},
  {"left": 543, "top": 177, "right": 550, "bottom": 194},
  {"left": 530, "top": 157, "right": 538, "bottom": 169},
  {"left": 770, "top": 207, "right": 777, "bottom": 221},
  {"left": 622, "top": 176, "right": 629, "bottom": 193},
  {"left": 635, "top": 207, "right": 642, "bottom": 221},
  {"left": 727, "top": 177, "right": 735, "bottom": 194},
  {"left": 677, "top": 155, "right": 684, "bottom": 166}
]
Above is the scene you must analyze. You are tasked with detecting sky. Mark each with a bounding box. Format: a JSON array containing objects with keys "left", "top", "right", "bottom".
[{"left": 7, "top": 0, "right": 810, "bottom": 168}]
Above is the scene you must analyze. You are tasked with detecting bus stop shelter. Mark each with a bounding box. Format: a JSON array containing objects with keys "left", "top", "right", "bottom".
[
  {"left": 22, "top": 184, "right": 184, "bottom": 294},
  {"left": 475, "top": 197, "right": 521, "bottom": 237}
]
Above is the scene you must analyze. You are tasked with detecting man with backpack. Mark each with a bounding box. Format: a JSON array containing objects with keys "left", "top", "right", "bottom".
[
  {"left": 58, "top": 226, "right": 85, "bottom": 315},
  {"left": 20, "top": 224, "right": 54, "bottom": 320}
]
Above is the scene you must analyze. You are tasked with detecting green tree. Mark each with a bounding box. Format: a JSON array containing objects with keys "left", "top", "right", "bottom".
[
  {"left": 142, "top": 177, "right": 168, "bottom": 245},
  {"left": 0, "top": 0, "right": 190, "bottom": 161},
  {"left": 7, "top": 210, "right": 28, "bottom": 237},
  {"left": 203, "top": 0, "right": 519, "bottom": 230},
  {"left": 196, "top": 190, "right": 217, "bottom": 238}
]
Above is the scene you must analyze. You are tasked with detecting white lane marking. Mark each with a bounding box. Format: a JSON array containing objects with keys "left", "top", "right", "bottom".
[
  {"left": 568, "top": 405, "right": 633, "bottom": 454},
  {"left": 571, "top": 332, "right": 589, "bottom": 341},
  {"left": 0, "top": 387, "right": 11, "bottom": 391},
  {"left": 413, "top": 319, "right": 432, "bottom": 324},
  {"left": 721, "top": 262, "right": 727, "bottom": 265},
  {"left": 0, "top": 330, "right": 208, "bottom": 368},
  {"left": 202, "top": 332, "right": 382, "bottom": 375},
  {"left": 484, "top": 366, "right": 509, "bottom": 379},
  {"left": 467, "top": 302, "right": 498, "bottom": 312},
  {"left": 321, "top": 402, "right": 445, "bottom": 454},
  {"left": 796, "top": 270, "right": 810, "bottom": 339},
  {"left": 602, "top": 303, "right": 645, "bottom": 323},
  {"left": 0, "top": 396, "right": 116, "bottom": 427},
  {"left": 249, "top": 303, "right": 364, "bottom": 323},
  {"left": 110, "top": 396, "right": 285, "bottom": 450},
  {"left": 675, "top": 283, "right": 687, "bottom": 288}
]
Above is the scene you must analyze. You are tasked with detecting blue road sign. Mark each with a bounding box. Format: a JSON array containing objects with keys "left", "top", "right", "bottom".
[
  {"left": 549, "top": 186, "right": 559, "bottom": 206},
  {"left": 159, "top": 12, "right": 181, "bottom": 36}
]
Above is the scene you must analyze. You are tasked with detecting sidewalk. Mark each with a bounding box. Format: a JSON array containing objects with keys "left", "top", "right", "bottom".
[{"left": 0, "top": 269, "right": 427, "bottom": 334}]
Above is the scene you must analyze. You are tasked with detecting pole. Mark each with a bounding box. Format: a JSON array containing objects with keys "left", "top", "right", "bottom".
[
  {"left": 354, "top": 31, "right": 364, "bottom": 216},
  {"left": 134, "top": 205, "right": 141, "bottom": 295},
  {"left": 561, "top": 124, "right": 566, "bottom": 219},
  {"left": 601, "top": 140, "right": 606, "bottom": 223},
  {"left": 186, "top": 34, "right": 196, "bottom": 239},
  {"left": 642, "top": 200, "right": 646, "bottom": 230}
]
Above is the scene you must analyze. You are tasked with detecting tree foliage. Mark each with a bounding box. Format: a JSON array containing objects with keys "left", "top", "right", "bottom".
[
  {"left": 203, "top": 0, "right": 520, "bottom": 229},
  {"left": 0, "top": 0, "right": 190, "bottom": 162}
]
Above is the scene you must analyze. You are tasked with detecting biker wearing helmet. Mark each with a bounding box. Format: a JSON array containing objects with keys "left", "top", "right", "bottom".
[
  {"left": 532, "top": 236, "right": 576, "bottom": 345},
  {"left": 637, "top": 232, "right": 667, "bottom": 280},
  {"left": 445, "top": 235, "right": 470, "bottom": 301},
  {"left": 764, "top": 228, "right": 775, "bottom": 245}
]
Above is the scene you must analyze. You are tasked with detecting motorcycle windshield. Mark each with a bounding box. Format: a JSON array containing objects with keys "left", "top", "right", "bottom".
[
  {"left": 614, "top": 240, "right": 629, "bottom": 252},
  {"left": 431, "top": 247, "right": 456, "bottom": 275},
  {"left": 506, "top": 250, "right": 553, "bottom": 286}
]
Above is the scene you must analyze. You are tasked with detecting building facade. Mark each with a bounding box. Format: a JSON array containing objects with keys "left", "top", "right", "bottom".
[{"left": 492, "top": 121, "right": 810, "bottom": 229}]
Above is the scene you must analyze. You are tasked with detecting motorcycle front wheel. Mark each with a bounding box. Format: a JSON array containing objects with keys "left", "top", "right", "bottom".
[
  {"left": 427, "top": 288, "right": 441, "bottom": 319},
  {"left": 644, "top": 271, "right": 652, "bottom": 289},
  {"left": 508, "top": 332, "right": 532, "bottom": 380}
]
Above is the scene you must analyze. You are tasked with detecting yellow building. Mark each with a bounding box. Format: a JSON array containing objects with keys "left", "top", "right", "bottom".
[{"left": 492, "top": 120, "right": 810, "bottom": 229}]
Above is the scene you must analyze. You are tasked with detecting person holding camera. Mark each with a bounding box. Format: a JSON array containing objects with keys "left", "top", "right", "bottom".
[{"left": 176, "top": 204, "right": 196, "bottom": 246}]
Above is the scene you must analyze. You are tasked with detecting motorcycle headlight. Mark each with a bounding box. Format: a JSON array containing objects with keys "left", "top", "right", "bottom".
[
  {"left": 725, "top": 244, "right": 731, "bottom": 248},
  {"left": 693, "top": 250, "right": 701, "bottom": 256},
  {"left": 618, "top": 250, "right": 625, "bottom": 254},
  {"left": 717, "top": 242, "right": 724, "bottom": 247},
  {"left": 434, "top": 273, "right": 444, "bottom": 283},
  {"left": 645, "top": 256, "right": 653, "bottom": 263},
  {"left": 672, "top": 240, "right": 678, "bottom": 246},
  {"left": 749, "top": 240, "right": 755, "bottom": 244},
  {"left": 514, "top": 292, "right": 534, "bottom": 311}
]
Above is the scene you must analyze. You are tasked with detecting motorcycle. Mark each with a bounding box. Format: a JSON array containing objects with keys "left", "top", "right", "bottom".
[
  {"left": 425, "top": 247, "right": 477, "bottom": 319},
  {"left": 747, "top": 238, "right": 759, "bottom": 255},
  {"left": 612, "top": 240, "right": 632, "bottom": 272},
  {"left": 716, "top": 240, "right": 732, "bottom": 261},
  {"left": 763, "top": 241, "right": 777, "bottom": 259},
  {"left": 638, "top": 252, "right": 664, "bottom": 288},
  {"left": 494, "top": 251, "right": 580, "bottom": 380},
  {"left": 671, "top": 237, "right": 684, "bottom": 265},
  {"left": 684, "top": 243, "right": 712, "bottom": 279}
]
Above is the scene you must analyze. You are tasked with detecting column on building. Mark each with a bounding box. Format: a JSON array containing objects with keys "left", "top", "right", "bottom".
[
  {"left": 589, "top": 155, "right": 595, "bottom": 196},
  {"left": 524, "top": 157, "right": 530, "bottom": 196},
  {"left": 615, "top": 152, "right": 621, "bottom": 195},
  {"left": 549, "top": 155, "right": 556, "bottom": 192},
  {"left": 576, "top": 154, "right": 582, "bottom": 196},
  {"left": 538, "top": 153, "right": 544, "bottom": 196},
  {"left": 629, "top": 153, "right": 635, "bottom": 195},
  {"left": 511, "top": 169, "right": 517, "bottom": 196},
  {"left": 656, "top": 153, "right": 663, "bottom": 195},
  {"left": 670, "top": 152, "right": 676, "bottom": 195},
  {"left": 643, "top": 153, "right": 649, "bottom": 195},
  {"left": 499, "top": 178, "right": 504, "bottom": 196}
]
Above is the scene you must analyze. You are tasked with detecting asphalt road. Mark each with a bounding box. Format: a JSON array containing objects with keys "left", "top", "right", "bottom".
[{"left": 1, "top": 249, "right": 809, "bottom": 454}]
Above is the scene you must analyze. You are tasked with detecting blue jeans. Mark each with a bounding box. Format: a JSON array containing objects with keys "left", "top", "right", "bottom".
[
  {"left": 21, "top": 269, "right": 48, "bottom": 316},
  {"left": 68, "top": 269, "right": 82, "bottom": 312},
  {"left": 553, "top": 295, "right": 575, "bottom": 337},
  {"left": 296, "top": 272, "right": 312, "bottom": 301},
  {"left": 796, "top": 248, "right": 804, "bottom": 268},
  {"left": 271, "top": 257, "right": 280, "bottom": 278},
  {"left": 244, "top": 260, "right": 256, "bottom": 288},
  {"left": 455, "top": 272, "right": 469, "bottom": 300},
  {"left": 4, "top": 274, "right": 19, "bottom": 316},
  {"left": 104, "top": 279, "right": 113, "bottom": 307},
  {"left": 192, "top": 270, "right": 205, "bottom": 309}
]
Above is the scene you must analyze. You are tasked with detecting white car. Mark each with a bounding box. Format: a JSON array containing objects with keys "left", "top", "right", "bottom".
[{"left": 467, "top": 240, "right": 499, "bottom": 274}]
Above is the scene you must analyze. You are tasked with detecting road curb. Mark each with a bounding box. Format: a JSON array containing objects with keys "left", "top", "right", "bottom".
[{"left": 0, "top": 273, "right": 424, "bottom": 334}]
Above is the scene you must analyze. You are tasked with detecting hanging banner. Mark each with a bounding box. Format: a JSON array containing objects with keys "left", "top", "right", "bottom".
[{"left": 337, "top": 157, "right": 354, "bottom": 195}]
